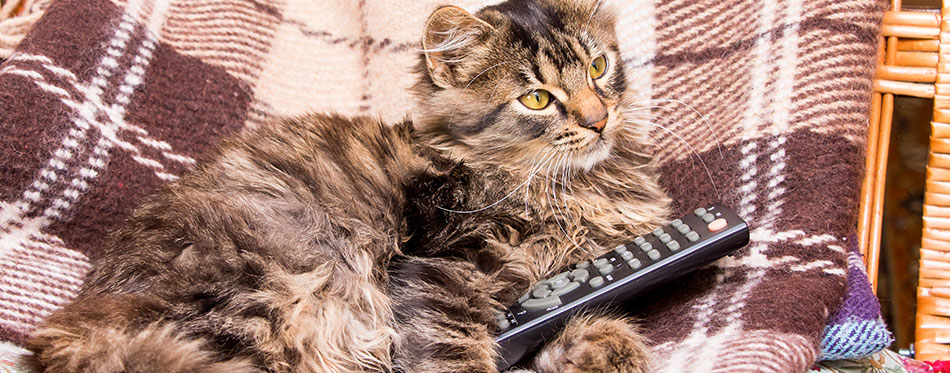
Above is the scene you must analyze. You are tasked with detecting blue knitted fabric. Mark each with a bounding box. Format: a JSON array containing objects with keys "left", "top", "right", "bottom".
[{"left": 818, "top": 239, "right": 894, "bottom": 361}]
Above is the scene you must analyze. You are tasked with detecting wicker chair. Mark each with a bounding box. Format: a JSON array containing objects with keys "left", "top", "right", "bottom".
[{"left": 867, "top": 0, "right": 950, "bottom": 361}]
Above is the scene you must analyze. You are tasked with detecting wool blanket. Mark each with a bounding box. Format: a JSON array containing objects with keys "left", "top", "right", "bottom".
[{"left": 0, "top": 0, "right": 885, "bottom": 371}]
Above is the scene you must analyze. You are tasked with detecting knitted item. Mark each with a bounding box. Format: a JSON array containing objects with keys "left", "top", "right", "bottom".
[
  {"left": 818, "top": 238, "right": 894, "bottom": 360},
  {"left": 0, "top": 0, "right": 886, "bottom": 371}
]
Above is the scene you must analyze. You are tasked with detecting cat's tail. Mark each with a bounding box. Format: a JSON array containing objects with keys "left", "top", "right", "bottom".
[{"left": 27, "top": 295, "right": 255, "bottom": 373}]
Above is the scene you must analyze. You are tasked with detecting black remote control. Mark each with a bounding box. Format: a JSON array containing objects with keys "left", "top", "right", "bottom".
[{"left": 494, "top": 204, "right": 749, "bottom": 370}]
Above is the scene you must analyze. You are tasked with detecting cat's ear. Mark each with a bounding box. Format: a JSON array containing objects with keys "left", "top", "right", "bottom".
[{"left": 422, "top": 6, "right": 494, "bottom": 88}]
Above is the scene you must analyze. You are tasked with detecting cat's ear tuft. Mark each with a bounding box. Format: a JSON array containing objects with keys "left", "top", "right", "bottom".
[{"left": 422, "top": 6, "right": 494, "bottom": 88}]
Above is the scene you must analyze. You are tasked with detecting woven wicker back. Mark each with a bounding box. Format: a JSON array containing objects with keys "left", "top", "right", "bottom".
[{"left": 869, "top": 0, "right": 949, "bottom": 360}]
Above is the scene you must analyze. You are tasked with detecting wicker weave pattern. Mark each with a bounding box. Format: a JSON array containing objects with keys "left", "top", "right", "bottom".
[{"left": 870, "top": 0, "right": 950, "bottom": 361}]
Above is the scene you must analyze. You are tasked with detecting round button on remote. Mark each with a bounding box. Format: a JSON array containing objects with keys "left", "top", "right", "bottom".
[
  {"left": 598, "top": 264, "right": 614, "bottom": 275},
  {"left": 628, "top": 258, "right": 642, "bottom": 270},
  {"left": 589, "top": 276, "right": 605, "bottom": 288},
  {"left": 593, "top": 258, "right": 608, "bottom": 267},
  {"left": 686, "top": 231, "right": 700, "bottom": 242},
  {"left": 633, "top": 236, "right": 646, "bottom": 246},
  {"left": 677, "top": 224, "right": 690, "bottom": 234},
  {"left": 670, "top": 219, "right": 683, "bottom": 228},
  {"left": 708, "top": 218, "right": 728, "bottom": 232},
  {"left": 532, "top": 286, "right": 552, "bottom": 299},
  {"left": 647, "top": 249, "right": 661, "bottom": 260},
  {"left": 614, "top": 245, "right": 628, "bottom": 254},
  {"left": 652, "top": 228, "right": 664, "bottom": 237},
  {"left": 659, "top": 233, "right": 672, "bottom": 243},
  {"left": 620, "top": 250, "right": 634, "bottom": 261},
  {"left": 694, "top": 207, "right": 707, "bottom": 217},
  {"left": 639, "top": 242, "right": 653, "bottom": 252}
]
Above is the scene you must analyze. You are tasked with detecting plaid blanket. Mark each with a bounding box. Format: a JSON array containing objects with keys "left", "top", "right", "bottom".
[{"left": 0, "top": 0, "right": 885, "bottom": 371}]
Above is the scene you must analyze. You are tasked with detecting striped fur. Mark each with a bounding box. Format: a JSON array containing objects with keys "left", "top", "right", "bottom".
[{"left": 0, "top": 0, "right": 885, "bottom": 371}]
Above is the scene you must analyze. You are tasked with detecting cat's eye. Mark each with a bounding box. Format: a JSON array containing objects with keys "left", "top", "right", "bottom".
[
  {"left": 589, "top": 55, "right": 608, "bottom": 79},
  {"left": 518, "top": 89, "right": 551, "bottom": 110}
]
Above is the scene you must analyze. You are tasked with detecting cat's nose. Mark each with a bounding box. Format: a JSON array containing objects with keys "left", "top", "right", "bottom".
[{"left": 582, "top": 116, "right": 608, "bottom": 133}]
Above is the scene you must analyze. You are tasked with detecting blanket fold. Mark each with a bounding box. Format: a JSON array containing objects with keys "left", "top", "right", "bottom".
[{"left": 0, "top": 0, "right": 886, "bottom": 371}]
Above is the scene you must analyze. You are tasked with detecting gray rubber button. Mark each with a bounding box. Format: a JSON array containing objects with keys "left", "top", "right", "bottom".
[
  {"left": 551, "top": 281, "right": 581, "bottom": 296},
  {"left": 550, "top": 271, "right": 570, "bottom": 282},
  {"left": 620, "top": 250, "right": 634, "bottom": 261},
  {"left": 589, "top": 276, "right": 605, "bottom": 288},
  {"left": 570, "top": 268, "right": 590, "bottom": 283},
  {"left": 598, "top": 264, "right": 614, "bottom": 275},
  {"left": 652, "top": 228, "right": 664, "bottom": 237},
  {"left": 593, "top": 258, "right": 608, "bottom": 267},
  {"left": 670, "top": 219, "right": 683, "bottom": 228},
  {"left": 659, "top": 233, "right": 672, "bottom": 243},
  {"left": 647, "top": 249, "right": 661, "bottom": 260},
  {"left": 518, "top": 292, "right": 530, "bottom": 303},
  {"left": 532, "top": 286, "right": 552, "bottom": 299},
  {"left": 633, "top": 236, "right": 646, "bottom": 245},
  {"left": 576, "top": 260, "right": 591, "bottom": 269},
  {"left": 628, "top": 258, "right": 642, "bottom": 270},
  {"left": 686, "top": 231, "right": 700, "bottom": 242},
  {"left": 666, "top": 240, "right": 681, "bottom": 251},
  {"left": 614, "top": 245, "right": 628, "bottom": 254},
  {"left": 694, "top": 207, "right": 707, "bottom": 217},
  {"left": 702, "top": 213, "right": 715, "bottom": 223},
  {"left": 639, "top": 242, "right": 653, "bottom": 252},
  {"left": 549, "top": 277, "right": 571, "bottom": 290},
  {"left": 677, "top": 224, "right": 691, "bottom": 234},
  {"left": 521, "top": 296, "right": 562, "bottom": 311}
]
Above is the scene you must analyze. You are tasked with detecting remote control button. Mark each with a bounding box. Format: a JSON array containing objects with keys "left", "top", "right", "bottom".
[
  {"left": 670, "top": 219, "right": 683, "bottom": 228},
  {"left": 593, "top": 258, "right": 608, "bottom": 267},
  {"left": 702, "top": 213, "right": 715, "bottom": 223},
  {"left": 685, "top": 231, "right": 700, "bottom": 242},
  {"left": 666, "top": 240, "right": 681, "bottom": 251},
  {"left": 647, "top": 249, "right": 661, "bottom": 260},
  {"left": 518, "top": 292, "right": 530, "bottom": 303},
  {"left": 550, "top": 271, "right": 570, "bottom": 282},
  {"left": 652, "top": 228, "right": 664, "bottom": 237},
  {"left": 570, "top": 268, "right": 590, "bottom": 283},
  {"left": 521, "top": 295, "right": 562, "bottom": 311},
  {"left": 532, "top": 286, "right": 552, "bottom": 299},
  {"left": 598, "top": 264, "right": 614, "bottom": 275},
  {"left": 639, "top": 242, "right": 653, "bottom": 252},
  {"left": 628, "top": 258, "right": 642, "bottom": 270},
  {"left": 659, "top": 233, "right": 672, "bottom": 243},
  {"left": 549, "top": 277, "right": 571, "bottom": 290},
  {"left": 614, "top": 245, "right": 628, "bottom": 254},
  {"left": 694, "top": 207, "right": 707, "bottom": 217},
  {"left": 576, "top": 260, "right": 591, "bottom": 269},
  {"left": 589, "top": 276, "right": 605, "bottom": 288},
  {"left": 677, "top": 224, "right": 691, "bottom": 234},
  {"left": 633, "top": 236, "right": 646, "bottom": 246},
  {"left": 620, "top": 250, "right": 634, "bottom": 261},
  {"left": 550, "top": 281, "right": 581, "bottom": 296},
  {"left": 708, "top": 218, "right": 728, "bottom": 232}
]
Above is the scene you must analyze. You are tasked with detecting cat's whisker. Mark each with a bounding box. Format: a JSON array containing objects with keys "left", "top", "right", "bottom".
[
  {"left": 524, "top": 147, "right": 558, "bottom": 218},
  {"left": 625, "top": 117, "right": 722, "bottom": 201},
  {"left": 625, "top": 98, "right": 723, "bottom": 159},
  {"left": 546, "top": 151, "right": 594, "bottom": 257},
  {"left": 584, "top": 0, "right": 605, "bottom": 34}
]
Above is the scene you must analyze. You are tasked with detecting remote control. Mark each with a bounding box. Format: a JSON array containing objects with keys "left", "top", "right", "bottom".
[{"left": 494, "top": 204, "right": 749, "bottom": 370}]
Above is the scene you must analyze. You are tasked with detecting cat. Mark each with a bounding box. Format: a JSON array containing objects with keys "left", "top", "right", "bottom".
[{"left": 27, "top": 0, "right": 671, "bottom": 372}]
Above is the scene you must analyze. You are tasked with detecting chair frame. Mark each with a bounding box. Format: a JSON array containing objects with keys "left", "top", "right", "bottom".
[{"left": 867, "top": 0, "right": 949, "bottom": 360}]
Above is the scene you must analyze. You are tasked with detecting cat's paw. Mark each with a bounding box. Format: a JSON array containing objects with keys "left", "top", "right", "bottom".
[{"left": 531, "top": 315, "right": 651, "bottom": 373}]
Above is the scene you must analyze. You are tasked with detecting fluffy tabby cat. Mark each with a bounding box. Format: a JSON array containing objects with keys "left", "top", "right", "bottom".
[{"left": 28, "top": 0, "right": 671, "bottom": 372}]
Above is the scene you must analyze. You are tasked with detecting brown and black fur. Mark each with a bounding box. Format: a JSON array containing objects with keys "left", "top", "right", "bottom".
[{"left": 28, "top": 0, "right": 671, "bottom": 372}]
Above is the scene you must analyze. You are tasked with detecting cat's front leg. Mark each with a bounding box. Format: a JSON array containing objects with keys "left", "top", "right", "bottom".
[
  {"left": 529, "top": 314, "right": 652, "bottom": 373},
  {"left": 388, "top": 256, "right": 504, "bottom": 373}
]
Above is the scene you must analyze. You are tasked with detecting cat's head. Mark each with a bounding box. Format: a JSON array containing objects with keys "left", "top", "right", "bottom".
[{"left": 413, "top": 0, "right": 637, "bottom": 173}]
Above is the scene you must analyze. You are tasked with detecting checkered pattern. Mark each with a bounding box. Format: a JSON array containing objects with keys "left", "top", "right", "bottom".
[{"left": 0, "top": 0, "right": 885, "bottom": 371}]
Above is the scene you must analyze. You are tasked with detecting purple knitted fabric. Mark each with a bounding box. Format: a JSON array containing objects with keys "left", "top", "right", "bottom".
[{"left": 818, "top": 237, "right": 893, "bottom": 360}]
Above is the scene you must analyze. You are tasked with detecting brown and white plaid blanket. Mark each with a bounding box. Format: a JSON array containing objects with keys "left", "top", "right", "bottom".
[{"left": 0, "top": 0, "right": 885, "bottom": 371}]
